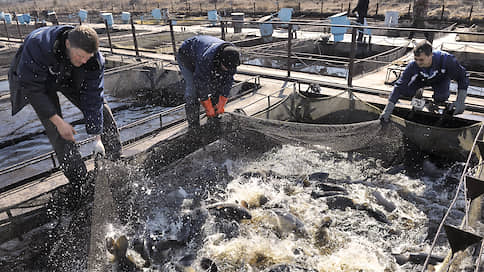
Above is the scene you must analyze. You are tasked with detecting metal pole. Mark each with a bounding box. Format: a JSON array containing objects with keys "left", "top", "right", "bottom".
[
  {"left": 347, "top": 2, "right": 351, "bottom": 14},
  {"left": 468, "top": 5, "right": 473, "bottom": 24},
  {"left": 287, "top": 23, "right": 292, "bottom": 77},
  {"left": 15, "top": 15, "right": 23, "bottom": 41},
  {"left": 347, "top": 27, "right": 357, "bottom": 87},
  {"left": 221, "top": 20, "right": 225, "bottom": 40},
  {"left": 408, "top": 3, "right": 412, "bottom": 17},
  {"left": 130, "top": 16, "right": 140, "bottom": 59},
  {"left": 104, "top": 19, "right": 113, "bottom": 54},
  {"left": 3, "top": 19, "right": 10, "bottom": 41},
  {"left": 79, "top": 16, "right": 82, "bottom": 25},
  {"left": 440, "top": 3, "right": 445, "bottom": 21},
  {"left": 375, "top": 2, "right": 379, "bottom": 16},
  {"left": 320, "top": 0, "right": 323, "bottom": 15},
  {"left": 169, "top": 19, "right": 177, "bottom": 56}
]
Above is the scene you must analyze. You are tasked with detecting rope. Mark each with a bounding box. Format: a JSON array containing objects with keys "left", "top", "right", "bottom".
[{"left": 421, "top": 123, "right": 484, "bottom": 271}]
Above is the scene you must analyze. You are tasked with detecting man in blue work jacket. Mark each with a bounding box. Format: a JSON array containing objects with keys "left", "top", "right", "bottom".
[
  {"left": 380, "top": 40, "right": 469, "bottom": 122},
  {"left": 177, "top": 35, "right": 240, "bottom": 131},
  {"left": 9, "top": 25, "right": 122, "bottom": 201}
]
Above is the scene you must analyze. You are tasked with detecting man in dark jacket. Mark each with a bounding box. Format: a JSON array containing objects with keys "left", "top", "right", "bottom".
[
  {"left": 352, "top": 0, "right": 369, "bottom": 42},
  {"left": 177, "top": 35, "right": 240, "bottom": 131},
  {"left": 380, "top": 40, "right": 469, "bottom": 122},
  {"left": 9, "top": 25, "right": 122, "bottom": 200}
]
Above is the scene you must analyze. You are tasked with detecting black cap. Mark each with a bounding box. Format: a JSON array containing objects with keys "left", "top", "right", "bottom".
[{"left": 219, "top": 46, "right": 240, "bottom": 70}]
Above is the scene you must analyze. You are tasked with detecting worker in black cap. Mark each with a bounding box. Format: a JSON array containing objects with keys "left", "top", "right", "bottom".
[{"left": 177, "top": 35, "right": 240, "bottom": 131}]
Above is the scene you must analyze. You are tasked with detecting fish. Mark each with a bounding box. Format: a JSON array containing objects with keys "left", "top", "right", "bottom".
[
  {"left": 106, "top": 235, "right": 148, "bottom": 271},
  {"left": 200, "top": 257, "right": 218, "bottom": 272},
  {"left": 392, "top": 252, "right": 445, "bottom": 265},
  {"left": 326, "top": 196, "right": 389, "bottom": 224},
  {"left": 308, "top": 172, "right": 330, "bottom": 182},
  {"left": 269, "top": 209, "right": 307, "bottom": 237},
  {"left": 372, "top": 191, "right": 396, "bottom": 212},
  {"left": 206, "top": 202, "right": 252, "bottom": 221}
]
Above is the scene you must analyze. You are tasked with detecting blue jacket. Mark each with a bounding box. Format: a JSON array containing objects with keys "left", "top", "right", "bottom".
[
  {"left": 9, "top": 25, "right": 105, "bottom": 134},
  {"left": 178, "top": 35, "right": 236, "bottom": 100},
  {"left": 389, "top": 50, "right": 469, "bottom": 103}
]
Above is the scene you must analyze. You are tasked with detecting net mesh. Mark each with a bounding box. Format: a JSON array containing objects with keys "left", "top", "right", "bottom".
[{"left": 221, "top": 90, "right": 404, "bottom": 162}]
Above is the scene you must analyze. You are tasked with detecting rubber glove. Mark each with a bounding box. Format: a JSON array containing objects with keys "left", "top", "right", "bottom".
[
  {"left": 452, "top": 89, "right": 467, "bottom": 115},
  {"left": 93, "top": 135, "right": 105, "bottom": 157},
  {"left": 380, "top": 102, "right": 395, "bottom": 123},
  {"left": 215, "top": 96, "right": 228, "bottom": 115},
  {"left": 200, "top": 98, "right": 216, "bottom": 117}
]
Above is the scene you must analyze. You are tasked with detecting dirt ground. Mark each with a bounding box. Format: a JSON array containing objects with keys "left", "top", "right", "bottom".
[{"left": 1, "top": 0, "right": 483, "bottom": 22}]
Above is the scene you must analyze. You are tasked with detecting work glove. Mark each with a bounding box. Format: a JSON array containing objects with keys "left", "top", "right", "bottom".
[
  {"left": 93, "top": 135, "right": 105, "bottom": 157},
  {"left": 200, "top": 98, "right": 216, "bottom": 118},
  {"left": 379, "top": 102, "right": 395, "bottom": 123},
  {"left": 215, "top": 96, "right": 228, "bottom": 115},
  {"left": 451, "top": 89, "right": 467, "bottom": 115}
]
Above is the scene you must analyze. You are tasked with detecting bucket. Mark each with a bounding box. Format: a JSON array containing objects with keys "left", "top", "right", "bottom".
[
  {"left": 78, "top": 9, "right": 87, "bottom": 22},
  {"left": 101, "top": 12, "right": 113, "bottom": 27},
  {"left": 329, "top": 13, "right": 349, "bottom": 42},
  {"left": 278, "top": 8, "right": 293, "bottom": 22},
  {"left": 231, "top": 12, "right": 244, "bottom": 33},
  {"left": 4, "top": 13, "right": 12, "bottom": 24},
  {"left": 152, "top": 8, "right": 161, "bottom": 20},
  {"left": 208, "top": 10, "right": 218, "bottom": 25},
  {"left": 121, "top": 12, "right": 130, "bottom": 24}
]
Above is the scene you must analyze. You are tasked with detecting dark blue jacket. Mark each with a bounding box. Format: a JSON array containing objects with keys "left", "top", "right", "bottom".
[
  {"left": 9, "top": 25, "right": 105, "bottom": 134},
  {"left": 177, "top": 35, "right": 235, "bottom": 100},
  {"left": 389, "top": 50, "right": 469, "bottom": 104}
]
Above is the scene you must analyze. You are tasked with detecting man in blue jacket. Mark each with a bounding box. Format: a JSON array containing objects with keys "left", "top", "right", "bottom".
[
  {"left": 177, "top": 35, "right": 240, "bottom": 131},
  {"left": 9, "top": 25, "right": 122, "bottom": 200},
  {"left": 380, "top": 40, "right": 469, "bottom": 122}
]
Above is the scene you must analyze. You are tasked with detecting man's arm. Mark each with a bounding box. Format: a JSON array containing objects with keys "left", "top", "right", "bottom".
[
  {"left": 79, "top": 52, "right": 105, "bottom": 135},
  {"left": 49, "top": 114, "right": 76, "bottom": 142},
  {"left": 388, "top": 63, "right": 417, "bottom": 104}
]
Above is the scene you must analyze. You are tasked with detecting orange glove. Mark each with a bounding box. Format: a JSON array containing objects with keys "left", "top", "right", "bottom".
[
  {"left": 200, "top": 98, "right": 216, "bottom": 117},
  {"left": 215, "top": 96, "right": 228, "bottom": 115}
]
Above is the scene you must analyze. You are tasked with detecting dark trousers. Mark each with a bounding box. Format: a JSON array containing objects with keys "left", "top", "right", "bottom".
[{"left": 33, "top": 87, "right": 122, "bottom": 187}]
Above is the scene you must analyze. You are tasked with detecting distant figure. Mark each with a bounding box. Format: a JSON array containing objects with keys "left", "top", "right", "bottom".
[
  {"left": 380, "top": 40, "right": 469, "bottom": 122},
  {"left": 352, "top": 0, "right": 369, "bottom": 42},
  {"left": 9, "top": 25, "right": 122, "bottom": 202},
  {"left": 408, "top": 0, "right": 433, "bottom": 42},
  {"left": 177, "top": 35, "right": 240, "bottom": 131}
]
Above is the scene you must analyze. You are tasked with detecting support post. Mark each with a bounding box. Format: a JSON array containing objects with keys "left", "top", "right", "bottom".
[
  {"left": 221, "top": 20, "right": 225, "bottom": 40},
  {"left": 287, "top": 24, "right": 293, "bottom": 77},
  {"left": 3, "top": 19, "right": 10, "bottom": 41},
  {"left": 130, "top": 16, "right": 140, "bottom": 60},
  {"left": 169, "top": 19, "right": 177, "bottom": 56},
  {"left": 347, "top": 27, "right": 357, "bottom": 88},
  {"left": 104, "top": 19, "right": 113, "bottom": 54}
]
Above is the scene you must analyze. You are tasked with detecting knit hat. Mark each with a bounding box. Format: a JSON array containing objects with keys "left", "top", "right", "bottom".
[{"left": 219, "top": 46, "right": 240, "bottom": 70}]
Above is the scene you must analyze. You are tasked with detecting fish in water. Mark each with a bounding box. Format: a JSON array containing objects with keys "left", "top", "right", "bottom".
[
  {"left": 308, "top": 172, "right": 329, "bottom": 182},
  {"left": 326, "top": 196, "right": 389, "bottom": 224},
  {"left": 206, "top": 202, "right": 252, "bottom": 222},
  {"left": 392, "top": 252, "right": 445, "bottom": 265},
  {"left": 200, "top": 257, "right": 218, "bottom": 272},
  {"left": 311, "top": 190, "right": 348, "bottom": 198},
  {"left": 371, "top": 191, "right": 396, "bottom": 212},
  {"left": 106, "top": 235, "right": 148, "bottom": 271},
  {"left": 269, "top": 209, "right": 307, "bottom": 237}
]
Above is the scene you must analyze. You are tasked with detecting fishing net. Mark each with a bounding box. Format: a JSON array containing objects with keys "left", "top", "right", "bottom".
[{"left": 220, "top": 90, "right": 404, "bottom": 163}]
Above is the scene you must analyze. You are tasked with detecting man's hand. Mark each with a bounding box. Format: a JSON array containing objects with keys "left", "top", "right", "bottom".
[
  {"left": 93, "top": 135, "right": 105, "bottom": 157},
  {"left": 200, "top": 98, "right": 216, "bottom": 117},
  {"left": 379, "top": 102, "right": 395, "bottom": 123},
  {"left": 452, "top": 89, "right": 467, "bottom": 115},
  {"left": 50, "top": 114, "right": 76, "bottom": 142},
  {"left": 215, "top": 96, "right": 228, "bottom": 115}
]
